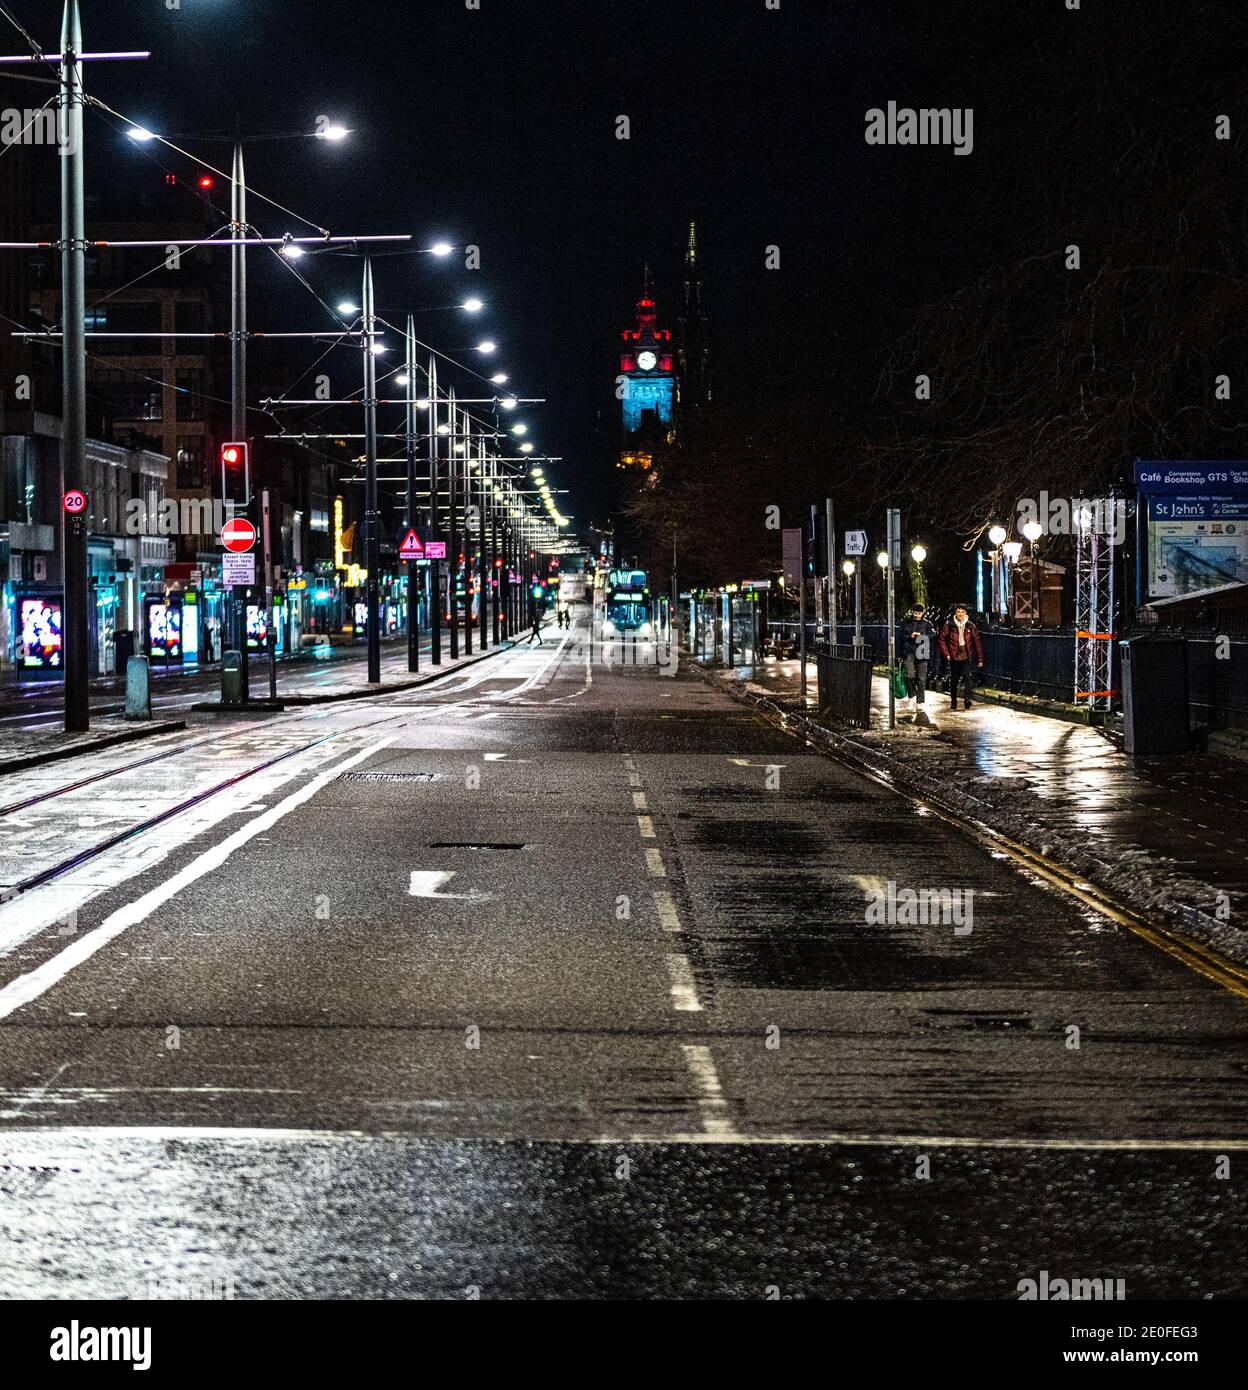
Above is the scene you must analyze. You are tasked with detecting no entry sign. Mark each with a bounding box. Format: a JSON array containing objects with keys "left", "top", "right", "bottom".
[{"left": 221, "top": 517, "right": 257, "bottom": 553}]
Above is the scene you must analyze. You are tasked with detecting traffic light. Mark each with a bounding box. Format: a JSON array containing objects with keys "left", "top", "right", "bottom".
[
  {"left": 220, "top": 441, "right": 250, "bottom": 506},
  {"left": 809, "top": 506, "right": 828, "bottom": 577}
]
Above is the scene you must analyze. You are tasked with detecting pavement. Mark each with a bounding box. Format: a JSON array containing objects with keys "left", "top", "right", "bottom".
[
  {"left": 721, "top": 652, "right": 1248, "bottom": 968},
  {"left": 0, "top": 616, "right": 1245, "bottom": 1299},
  {"left": 0, "top": 627, "right": 508, "bottom": 732}
]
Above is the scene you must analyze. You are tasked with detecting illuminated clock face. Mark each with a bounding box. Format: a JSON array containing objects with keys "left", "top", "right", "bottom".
[{"left": 636, "top": 350, "right": 657, "bottom": 371}]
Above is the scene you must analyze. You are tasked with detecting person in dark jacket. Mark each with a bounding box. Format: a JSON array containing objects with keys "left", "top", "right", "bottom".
[
  {"left": 937, "top": 604, "right": 984, "bottom": 710},
  {"left": 897, "top": 603, "right": 937, "bottom": 711}
]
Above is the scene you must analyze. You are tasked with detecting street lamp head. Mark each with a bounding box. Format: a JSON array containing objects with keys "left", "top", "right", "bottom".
[
  {"left": 394, "top": 373, "right": 410, "bottom": 387},
  {"left": 462, "top": 298, "right": 484, "bottom": 312},
  {"left": 841, "top": 559, "right": 856, "bottom": 576},
  {"left": 369, "top": 342, "right": 387, "bottom": 355},
  {"left": 490, "top": 373, "right": 508, "bottom": 385},
  {"left": 436, "top": 424, "right": 451, "bottom": 436},
  {"left": 280, "top": 242, "right": 305, "bottom": 260},
  {"left": 336, "top": 301, "right": 359, "bottom": 315},
  {"left": 876, "top": 551, "right": 889, "bottom": 570},
  {"left": 429, "top": 242, "right": 454, "bottom": 257},
  {"left": 1021, "top": 520, "right": 1043, "bottom": 543},
  {"left": 475, "top": 340, "right": 497, "bottom": 354},
  {"left": 988, "top": 524, "right": 1008, "bottom": 547},
  {"left": 126, "top": 126, "right": 157, "bottom": 142},
  {"left": 512, "top": 424, "right": 527, "bottom": 435},
  {"left": 1002, "top": 540, "right": 1023, "bottom": 563},
  {"left": 500, "top": 396, "right": 517, "bottom": 409},
  {"left": 910, "top": 544, "right": 927, "bottom": 564},
  {"left": 317, "top": 124, "right": 350, "bottom": 142},
  {"left": 519, "top": 442, "right": 534, "bottom": 453}
]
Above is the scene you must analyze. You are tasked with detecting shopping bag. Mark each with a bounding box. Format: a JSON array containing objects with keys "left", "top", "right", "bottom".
[{"left": 891, "top": 666, "right": 909, "bottom": 700}]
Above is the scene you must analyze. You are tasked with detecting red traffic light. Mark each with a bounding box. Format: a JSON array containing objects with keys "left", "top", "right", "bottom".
[
  {"left": 220, "top": 442, "right": 246, "bottom": 468},
  {"left": 198, "top": 175, "right": 214, "bottom": 190}
]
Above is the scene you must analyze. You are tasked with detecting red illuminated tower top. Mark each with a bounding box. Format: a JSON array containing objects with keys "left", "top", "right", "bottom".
[{"left": 620, "top": 265, "right": 673, "bottom": 374}]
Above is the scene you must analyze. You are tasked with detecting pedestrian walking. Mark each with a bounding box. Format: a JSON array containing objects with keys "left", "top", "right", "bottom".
[
  {"left": 527, "top": 610, "right": 544, "bottom": 645},
  {"left": 937, "top": 603, "right": 984, "bottom": 711},
  {"left": 897, "top": 603, "right": 936, "bottom": 716}
]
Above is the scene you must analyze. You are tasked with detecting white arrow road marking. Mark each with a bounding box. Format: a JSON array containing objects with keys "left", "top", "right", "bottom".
[{"left": 408, "top": 870, "right": 492, "bottom": 903}]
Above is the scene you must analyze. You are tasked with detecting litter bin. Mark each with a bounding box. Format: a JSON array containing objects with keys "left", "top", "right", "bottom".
[
  {"left": 221, "top": 649, "right": 243, "bottom": 706},
  {"left": 1120, "top": 634, "right": 1189, "bottom": 754},
  {"left": 124, "top": 655, "right": 151, "bottom": 721}
]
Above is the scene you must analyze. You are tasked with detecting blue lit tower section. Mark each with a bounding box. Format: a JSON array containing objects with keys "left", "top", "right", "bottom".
[{"left": 618, "top": 269, "right": 674, "bottom": 467}]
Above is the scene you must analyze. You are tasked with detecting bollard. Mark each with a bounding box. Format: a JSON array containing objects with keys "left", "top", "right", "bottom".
[
  {"left": 124, "top": 655, "right": 151, "bottom": 721},
  {"left": 221, "top": 649, "right": 243, "bottom": 706}
]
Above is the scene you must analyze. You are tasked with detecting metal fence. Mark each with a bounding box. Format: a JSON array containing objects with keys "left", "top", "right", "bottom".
[
  {"left": 769, "top": 620, "right": 1077, "bottom": 702},
  {"left": 1185, "top": 636, "right": 1248, "bottom": 733},
  {"left": 762, "top": 619, "right": 1248, "bottom": 731}
]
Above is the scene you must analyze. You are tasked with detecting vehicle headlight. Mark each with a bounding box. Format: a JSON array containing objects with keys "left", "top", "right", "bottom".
[{"left": 639, "top": 621, "right": 653, "bottom": 635}]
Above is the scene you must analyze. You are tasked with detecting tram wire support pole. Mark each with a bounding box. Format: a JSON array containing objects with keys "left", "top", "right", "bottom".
[
  {"left": 404, "top": 313, "right": 419, "bottom": 673},
  {"left": 362, "top": 257, "right": 381, "bottom": 684}
]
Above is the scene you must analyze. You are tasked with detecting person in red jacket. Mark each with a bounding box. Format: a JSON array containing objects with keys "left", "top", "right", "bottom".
[{"left": 937, "top": 604, "right": 984, "bottom": 711}]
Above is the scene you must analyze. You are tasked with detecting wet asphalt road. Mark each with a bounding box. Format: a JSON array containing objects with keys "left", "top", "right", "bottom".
[{"left": 0, "top": 617, "right": 1245, "bottom": 1299}]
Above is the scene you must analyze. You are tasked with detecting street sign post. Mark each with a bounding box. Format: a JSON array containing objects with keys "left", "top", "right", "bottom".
[
  {"left": 844, "top": 529, "right": 867, "bottom": 557},
  {"left": 399, "top": 528, "right": 425, "bottom": 561},
  {"left": 261, "top": 488, "right": 276, "bottom": 701}
]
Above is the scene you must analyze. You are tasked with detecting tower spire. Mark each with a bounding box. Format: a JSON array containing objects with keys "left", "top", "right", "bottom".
[{"left": 685, "top": 221, "right": 698, "bottom": 270}]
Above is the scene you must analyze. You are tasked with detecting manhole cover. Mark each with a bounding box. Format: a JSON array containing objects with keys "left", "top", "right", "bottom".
[
  {"left": 338, "top": 771, "right": 443, "bottom": 783},
  {"left": 428, "top": 842, "right": 527, "bottom": 850}
]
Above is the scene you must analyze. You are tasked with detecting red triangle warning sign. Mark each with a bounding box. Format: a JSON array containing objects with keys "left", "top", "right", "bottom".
[{"left": 398, "top": 528, "right": 425, "bottom": 560}]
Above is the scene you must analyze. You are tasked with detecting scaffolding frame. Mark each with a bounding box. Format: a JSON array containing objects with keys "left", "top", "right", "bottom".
[{"left": 1074, "top": 502, "right": 1116, "bottom": 711}]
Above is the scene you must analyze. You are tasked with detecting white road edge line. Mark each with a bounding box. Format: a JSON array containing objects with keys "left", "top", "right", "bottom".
[
  {"left": 681, "top": 1043, "right": 737, "bottom": 1138},
  {"left": 653, "top": 890, "right": 682, "bottom": 933},
  {"left": 0, "top": 736, "right": 397, "bottom": 1021},
  {"left": 666, "top": 953, "right": 701, "bottom": 1011},
  {"left": 3, "top": 1127, "right": 1247, "bottom": 1151}
]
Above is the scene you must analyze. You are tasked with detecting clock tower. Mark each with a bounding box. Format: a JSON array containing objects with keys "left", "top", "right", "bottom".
[{"left": 618, "top": 267, "right": 674, "bottom": 469}]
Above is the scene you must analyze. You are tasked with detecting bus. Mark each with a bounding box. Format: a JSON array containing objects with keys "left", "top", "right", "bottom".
[{"left": 604, "top": 568, "right": 652, "bottom": 633}]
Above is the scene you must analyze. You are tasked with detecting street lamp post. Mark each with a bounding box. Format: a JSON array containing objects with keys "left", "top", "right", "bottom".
[
  {"left": 60, "top": 0, "right": 88, "bottom": 731},
  {"left": 460, "top": 415, "right": 472, "bottom": 657},
  {"left": 476, "top": 440, "right": 488, "bottom": 652},
  {"left": 447, "top": 390, "right": 459, "bottom": 660},
  {"left": 404, "top": 314, "right": 419, "bottom": 673},
  {"left": 362, "top": 258, "right": 381, "bottom": 684},
  {"left": 228, "top": 137, "right": 252, "bottom": 700},
  {"left": 428, "top": 356, "right": 441, "bottom": 665}
]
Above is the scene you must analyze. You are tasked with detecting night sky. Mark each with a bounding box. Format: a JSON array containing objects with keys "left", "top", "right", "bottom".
[{"left": 10, "top": 0, "right": 1242, "bottom": 544}]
